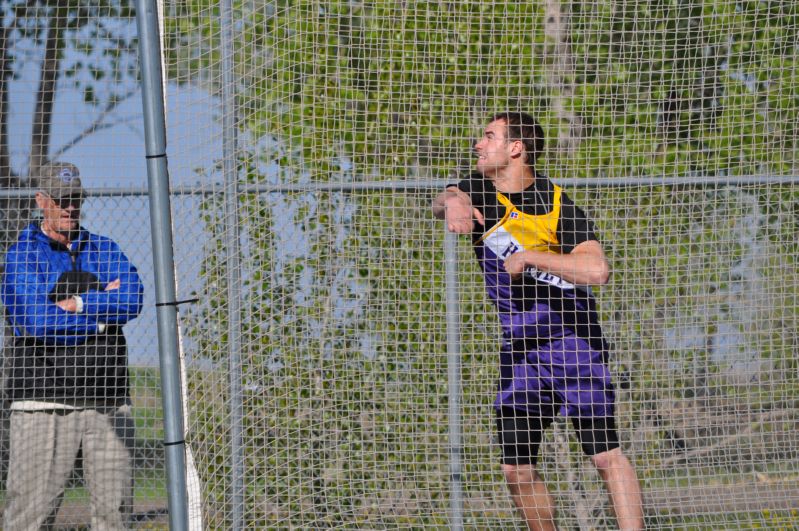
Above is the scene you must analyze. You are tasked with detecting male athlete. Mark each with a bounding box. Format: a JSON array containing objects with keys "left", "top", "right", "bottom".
[{"left": 432, "top": 112, "right": 643, "bottom": 530}]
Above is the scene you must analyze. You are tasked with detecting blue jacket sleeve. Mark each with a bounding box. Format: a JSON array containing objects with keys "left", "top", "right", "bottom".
[
  {"left": 79, "top": 239, "right": 144, "bottom": 324},
  {"left": 2, "top": 246, "right": 101, "bottom": 344}
]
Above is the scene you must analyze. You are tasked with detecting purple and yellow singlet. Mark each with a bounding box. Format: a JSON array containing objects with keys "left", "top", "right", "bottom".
[{"left": 455, "top": 174, "right": 616, "bottom": 419}]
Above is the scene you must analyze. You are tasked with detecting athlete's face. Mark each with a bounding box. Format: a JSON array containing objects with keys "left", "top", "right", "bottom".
[{"left": 474, "top": 119, "right": 515, "bottom": 177}]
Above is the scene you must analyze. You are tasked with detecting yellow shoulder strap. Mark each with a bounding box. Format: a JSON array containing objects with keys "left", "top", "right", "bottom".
[{"left": 476, "top": 192, "right": 513, "bottom": 244}]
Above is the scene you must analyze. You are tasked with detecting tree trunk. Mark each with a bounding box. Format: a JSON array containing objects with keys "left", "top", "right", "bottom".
[
  {"left": 0, "top": 14, "right": 12, "bottom": 181},
  {"left": 0, "top": 11, "right": 25, "bottom": 253},
  {"left": 29, "top": 3, "right": 67, "bottom": 177},
  {"left": 543, "top": 0, "right": 582, "bottom": 158}
]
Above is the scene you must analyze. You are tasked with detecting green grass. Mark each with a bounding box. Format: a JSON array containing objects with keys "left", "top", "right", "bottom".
[
  {"left": 130, "top": 366, "right": 165, "bottom": 443},
  {"left": 645, "top": 509, "right": 799, "bottom": 530}
]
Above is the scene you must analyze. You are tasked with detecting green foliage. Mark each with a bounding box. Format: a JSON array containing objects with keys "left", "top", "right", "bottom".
[
  {"left": 552, "top": 0, "right": 799, "bottom": 178},
  {"left": 165, "top": 0, "right": 798, "bottom": 182}
]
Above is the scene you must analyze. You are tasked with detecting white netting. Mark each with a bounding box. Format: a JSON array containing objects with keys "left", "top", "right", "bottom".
[{"left": 1, "top": 0, "right": 797, "bottom": 529}]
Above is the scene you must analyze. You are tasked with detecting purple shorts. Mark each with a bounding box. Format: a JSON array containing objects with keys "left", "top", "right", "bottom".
[{"left": 494, "top": 334, "right": 616, "bottom": 419}]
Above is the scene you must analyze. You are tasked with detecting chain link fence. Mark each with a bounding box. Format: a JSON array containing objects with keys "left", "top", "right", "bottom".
[{"left": 1, "top": 0, "right": 798, "bottom": 528}]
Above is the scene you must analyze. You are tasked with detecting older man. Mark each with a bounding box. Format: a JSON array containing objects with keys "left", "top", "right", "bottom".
[{"left": 2, "top": 162, "right": 144, "bottom": 530}]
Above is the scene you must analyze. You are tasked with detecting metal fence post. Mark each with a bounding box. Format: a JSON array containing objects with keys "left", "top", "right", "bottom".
[
  {"left": 444, "top": 229, "right": 463, "bottom": 531},
  {"left": 219, "top": 0, "right": 245, "bottom": 526},
  {"left": 135, "top": 0, "right": 189, "bottom": 529}
]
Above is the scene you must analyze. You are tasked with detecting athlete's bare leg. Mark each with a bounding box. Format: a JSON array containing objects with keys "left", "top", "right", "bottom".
[
  {"left": 502, "top": 463, "right": 558, "bottom": 531},
  {"left": 591, "top": 447, "right": 644, "bottom": 530}
]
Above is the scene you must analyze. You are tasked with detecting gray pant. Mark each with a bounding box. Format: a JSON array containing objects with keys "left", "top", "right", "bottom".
[{"left": 3, "top": 405, "right": 134, "bottom": 531}]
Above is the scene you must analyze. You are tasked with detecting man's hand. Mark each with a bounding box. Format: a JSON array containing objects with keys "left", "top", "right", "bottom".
[
  {"left": 54, "top": 279, "right": 120, "bottom": 312},
  {"left": 433, "top": 188, "right": 484, "bottom": 234},
  {"left": 55, "top": 297, "right": 79, "bottom": 312},
  {"left": 503, "top": 252, "right": 529, "bottom": 278},
  {"left": 445, "top": 198, "right": 484, "bottom": 234}
]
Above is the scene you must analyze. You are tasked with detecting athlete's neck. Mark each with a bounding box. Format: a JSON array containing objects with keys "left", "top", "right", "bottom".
[{"left": 491, "top": 165, "right": 536, "bottom": 194}]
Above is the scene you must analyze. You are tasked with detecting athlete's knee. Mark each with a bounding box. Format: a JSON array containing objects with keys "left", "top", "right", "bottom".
[
  {"left": 502, "top": 463, "right": 538, "bottom": 487},
  {"left": 590, "top": 446, "right": 626, "bottom": 471}
]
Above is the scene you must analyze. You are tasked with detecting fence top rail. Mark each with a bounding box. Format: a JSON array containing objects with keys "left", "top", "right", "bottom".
[{"left": 0, "top": 175, "right": 797, "bottom": 198}]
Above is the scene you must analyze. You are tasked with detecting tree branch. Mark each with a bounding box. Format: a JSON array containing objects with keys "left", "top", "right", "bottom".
[
  {"left": 0, "top": 18, "right": 12, "bottom": 181},
  {"left": 659, "top": 407, "right": 798, "bottom": 467},
  {"left": 49, "top": 87, "right": 139, "bottom": 160}
]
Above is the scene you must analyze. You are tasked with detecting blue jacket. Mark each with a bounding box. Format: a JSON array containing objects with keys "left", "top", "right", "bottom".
[
  {"left": 2, "top": 224, "right": 144, "bottom": 403},
  {"left": 3, "top": 223, "right": 144, "bottom": 345}
]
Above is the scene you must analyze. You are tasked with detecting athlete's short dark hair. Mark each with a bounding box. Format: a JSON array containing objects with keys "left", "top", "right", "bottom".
[{"left": 492, "top": 111, "right": 545, "bottom": 165}]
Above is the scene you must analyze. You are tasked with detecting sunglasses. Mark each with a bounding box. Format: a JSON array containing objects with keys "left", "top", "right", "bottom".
[{"left": 52, "top": 194, "right": 83, "bottom": 209}]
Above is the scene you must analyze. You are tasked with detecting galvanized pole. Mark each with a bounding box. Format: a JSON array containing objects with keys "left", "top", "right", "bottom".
[
  {"left": 135, "top": 1, "right": 189, "bottom": 529},
  {"left": 444, "top": 230, "right": 463, "bottom": 531},
  {"left": 219, "top": 0, "right": 245, "bottom": 526}
]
